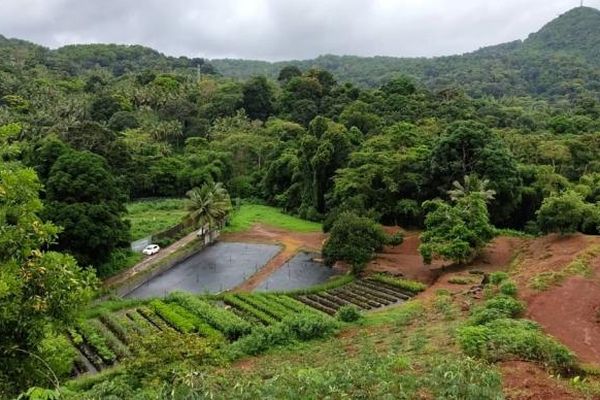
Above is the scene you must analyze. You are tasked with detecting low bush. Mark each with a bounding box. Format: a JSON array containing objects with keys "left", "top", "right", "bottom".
[
  {"left": 369, "top": 274, "right": 427, "bottom": 294},
  {"left": 167, "top": 292, "right": 251, "bottom": 340},
  {"left": 284, "top": 314, "right": 338, "bottom": 341},
  {"left": 488, "top": 272, "right": 509, "bottom": 285},
  {"left": 457, "top": 318, "right": 575, "bottom": 373},
  {"left": 428, "top": 356, "right": 503, "bottom": 400},
  {"left": 468, "top": 295, "right": 524, "bottom": 325},
  {"left": 230, "top": 314, "right": 338, "bottom": 357},
  {"left": 499, "top": 281, "right": 518, "bottom": 297},
  {"left": 336, "top": 305, "right": 362, "bottom": 322}
]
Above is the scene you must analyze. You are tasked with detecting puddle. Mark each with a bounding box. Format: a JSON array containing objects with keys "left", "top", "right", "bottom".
[
  {"left": 126, "top": 242, "right": 281, "bottom": 299},
  {"left": 255, "top": 252, "right": 339, "bottom": 292}
]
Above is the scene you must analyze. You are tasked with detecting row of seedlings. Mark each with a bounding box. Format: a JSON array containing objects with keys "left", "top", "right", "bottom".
[
  {"left": 149, "top": 300, "right": 223, "bottom": 340},
  {"left": 222, "top": 293, "right": 323, "bottom": 325},
  {"left": 69, "top": 309, "right": 156, "bottom": 375},
  {"left": 167, "top": 292, "right": 252, "bottom": 340},
  {"left": 296, "top": 275, "right": 425, "bottom": 315}
]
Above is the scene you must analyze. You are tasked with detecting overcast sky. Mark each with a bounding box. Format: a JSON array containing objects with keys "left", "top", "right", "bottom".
[{"left": 1, "top": 0, "right": 598, "bottom": 61}]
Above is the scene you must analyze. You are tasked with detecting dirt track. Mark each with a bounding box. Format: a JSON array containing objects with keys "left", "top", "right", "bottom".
[{"left": 221, "top": 224, "right": 326, "bottom": 291}]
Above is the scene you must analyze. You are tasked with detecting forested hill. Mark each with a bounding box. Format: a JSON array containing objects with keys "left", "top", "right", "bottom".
[
  {"left": 0, "top": 35, "right": 216, "bottom": 76},
  {"left": 211, "top": 6, "right": 600, "bottom": 98}
]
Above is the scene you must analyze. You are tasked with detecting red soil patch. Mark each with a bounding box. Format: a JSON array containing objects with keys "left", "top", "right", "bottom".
[
  {"left": 500, "top": 361, "right": 582, "bottom": 400},
  {"left": 368, "top": 231, "right": 522, "bottom": 286},
  {"left": 222, "top": 224, "right": 327, "bottom": 291},
  {"left": 527, "top": 276, "right": 600, "bottom": 364}
]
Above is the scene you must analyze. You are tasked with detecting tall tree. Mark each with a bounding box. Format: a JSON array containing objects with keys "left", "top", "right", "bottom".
[
  {"left": 0, "top": 157, "right": 96, "bottom": 396},
  {"left": 44, "top": 150, "right": 130, "bottom": 266},
  {"left": 242, "top": 76, "right": 274, "bottom": 121},
  {"left": 185, "top": 182, "right": 232, "bottom": 230}
]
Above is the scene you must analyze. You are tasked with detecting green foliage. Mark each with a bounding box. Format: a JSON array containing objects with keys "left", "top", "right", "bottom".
[
  {"left": 489, "top": 272, "right": 509, "bottom": 285},
  {"left": 126, "top": 198, "right": 186, "bottom": 239},
  {"left": 457, "top": 318, "right": 575, "bottom": 373},
  {"left": 420, "top": 190, "right": 495, "bottom": 265},
  {"left": 0, "top": 161, "right": 96, "bottom": 395},
  {"left": 185, "top": 181, "right": 232, "bottom": 229},
  {"left": 224, "top": 204, "right": 322, "bottom": 233},
  {"left": 428, "top": 357, "right": 503, "bottom": 400},
  {"left": 230, "top": 313, "right": 338, "bottom": 357},
  {"left": 336, "top": 305, "right": 362, "bottom": 322},
  {"left": 167, "top": 292, "right": 252, "bottom": 340},
  {"left": 323, "top": 212, "right": 401, "bottom": 273},
  {"left": 77, "top": 320, "right": 117, "bottom": 363},
  {"left": 536, "top": 190, "right": 591, "bottom": 235},
  {"left": 44, "top": 150, "right": 130, "bottom": 266},
  {"left": 458, "top": 288, "right": 575, "bottom": 373}
]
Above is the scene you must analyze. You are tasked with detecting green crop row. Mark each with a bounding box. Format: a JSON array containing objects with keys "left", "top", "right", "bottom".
[
  {"left": 150, "top": 300, "right": 196, "bottom": 333},
  {"left": 138, "top": 306, "right": 172, "bottom": 331},
  {"left": 223, "top": 295, "right": 278, "bottom": 325},
  {"left": 167, "top": 292, "right": 251, "bottom": 340},
  {"left": 236, "top": 294, "right": 296, "bottom": 320},
  {"left": 150, "top": 300, "right": 222, "bottom": 340},
  {"left": 262, "top": 294, "right": 322, "bottom": 315},
  {"left": 77, "top": 321, "right": 117, "bottom": 364},
  {"left": 369, "top": 274, "right": 427, "bottom": 294},
  {"left": 99, "top": 312, "right": 132, "bottom": 345},
  {"left": 88, "top": 319, "right": 131, "bottom": 359}
]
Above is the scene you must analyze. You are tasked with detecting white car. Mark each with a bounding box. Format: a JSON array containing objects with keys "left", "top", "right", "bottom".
[{"left": 142, "top": 244, "right": 160, "bottom": 256}]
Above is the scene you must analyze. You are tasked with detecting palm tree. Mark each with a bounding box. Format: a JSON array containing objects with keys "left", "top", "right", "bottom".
[
  {"left": 185, "top": 182, "right": 232, "bottom": 231},
  {"left": 448, "top": 175, "right": 496, "bottom": 202}
]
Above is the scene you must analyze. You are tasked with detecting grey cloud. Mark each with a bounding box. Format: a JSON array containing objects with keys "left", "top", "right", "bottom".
[{"left": 0, "top": 0, "right": 596, "bottom": 61}]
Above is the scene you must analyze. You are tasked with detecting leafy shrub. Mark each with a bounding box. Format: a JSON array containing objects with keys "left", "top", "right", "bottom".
[
  {"left": 489, "top": 272, "right": 509, "bottom": 285},
  {"left": 448, "top": 276, "right": 472, "bottom": 285},
  {"left": 230, "top": 324, "right": 290, "bottom": 356},
  {"left": 230, "top": 314, "right": 338, "bottom": 357},
  {"left": 457, "top": 318, "right": 575, "bottom": 372},
  {"left": 38, "top": 335, "right": 78, "bottom": 380},
  {"left": 284, "top": 314, "right": 339, "bottom": 341},
  {"left": 336, "top": 305, "right": 362, "bottom": 322},
  {"left": 468, "top": 295, "right": 524, "bottom": 325},
  {"left": 369, "top": 274, "right": 427, "bottom": 294},
  {"left": 428, "top": 357, "right": 503, "bottom": 400},
  {"left": 167, "top": 292, "right": 251, "bottom": 340},
  {"left": 483, "top": 295, "right": 524, "bottom": 316},
  {"left": 323, "top": 212, "right": 402, "bottom": 274},
  {"left": 499, "top": 281, "right": 518, "bottom": 297}
]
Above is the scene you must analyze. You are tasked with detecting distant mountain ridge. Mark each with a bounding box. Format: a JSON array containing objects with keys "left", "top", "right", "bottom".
[
  {"left": 211, "top": 7, "right": 600, "bottom": 98},
  {"left": 1, "top": 7, "right": 600, "bottom": 99}
]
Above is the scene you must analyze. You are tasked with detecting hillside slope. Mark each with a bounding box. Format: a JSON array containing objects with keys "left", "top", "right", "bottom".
[{"left": 212, "top": 7, "right": 600, "bottom": 98}]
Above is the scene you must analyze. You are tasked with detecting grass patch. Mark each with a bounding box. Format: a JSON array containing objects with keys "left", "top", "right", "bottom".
[
  {"left": 96, "top": 249, "right": 144, "bottom": 279},
  {"left": 529, "top": 246, "right": 598, "bottom": 291},
  {"left": 127, "top": 198, "right": 187, "bottom": 239},
  {"left": 224, "top": 204, "right": 322, "bottom": 233}
]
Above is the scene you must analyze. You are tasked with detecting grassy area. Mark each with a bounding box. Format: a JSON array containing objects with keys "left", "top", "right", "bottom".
[
  {"left": 126, "top": 198, "right": 187, "bottom": 240},
  {"left": 225, "top": 204, "right": 322, "bottom": 233}
]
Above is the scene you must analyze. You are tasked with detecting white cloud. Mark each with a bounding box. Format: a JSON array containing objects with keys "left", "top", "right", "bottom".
[{"left": 0, "top": 0, "right": 596, "bottom": 60}]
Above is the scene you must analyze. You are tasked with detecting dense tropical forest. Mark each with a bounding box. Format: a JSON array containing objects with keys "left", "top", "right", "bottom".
[{"left": 3, "top": 5, "right": 600, "bottom": 399}]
